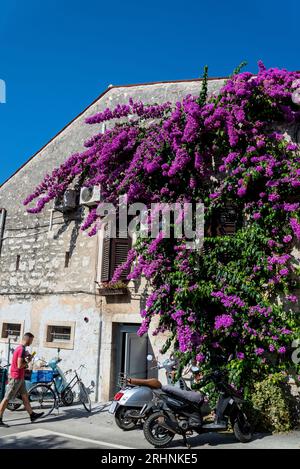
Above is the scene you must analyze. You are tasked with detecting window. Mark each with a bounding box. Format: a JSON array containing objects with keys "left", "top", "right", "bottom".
[
  {"left": 218, "top": 206, "right": 238, "bottom": 236},
  {"left": 205, "top": 205, "right": 238, "bottom": 237},
  {"left": 47, "top": 325, "right": 71, "bottom": 343},
  {"left": 101, "top": 222, "right": 132, "bottom": 282},
  {"left": 44, "top": 322, "right": 75, "bottom": 350},
  {"left": 1, "top": 322, "right": 22, "bottom": 340}
]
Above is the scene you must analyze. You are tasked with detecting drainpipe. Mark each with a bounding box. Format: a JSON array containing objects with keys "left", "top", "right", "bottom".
[
  {"left": 95, "top": 309, "right": 102, "bottom": 402},
  {"left": 94, "top": 231, "right": 103, "bottom": 403},
  {"left": 0, "top": 208, "right": 6, "bottom": 256}
]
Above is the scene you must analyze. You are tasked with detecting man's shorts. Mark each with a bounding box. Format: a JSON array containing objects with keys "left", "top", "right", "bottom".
[{"left": 4, "top": 378, "right": 27, "bottom": 400}]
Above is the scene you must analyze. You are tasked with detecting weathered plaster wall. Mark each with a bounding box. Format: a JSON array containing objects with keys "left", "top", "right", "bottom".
[{"left": 0, "top": 295, "right": 101, "bottom": 399}]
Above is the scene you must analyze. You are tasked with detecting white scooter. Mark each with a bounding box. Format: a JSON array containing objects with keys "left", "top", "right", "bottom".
[{"left": 109, "top": 355, "right": 189, "bottom": 430}]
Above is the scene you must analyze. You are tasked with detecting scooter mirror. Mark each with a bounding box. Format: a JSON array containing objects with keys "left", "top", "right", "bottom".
[{"left": 146, "top": 354, "right": 153, "bottom": 362}]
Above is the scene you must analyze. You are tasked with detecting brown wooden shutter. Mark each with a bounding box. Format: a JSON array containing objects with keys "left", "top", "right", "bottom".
[
  {"left": 110, "top": 236, "right": 131, "bottom": 281},
  {"left": 218, "top": 206, "right": 237, "bottom": 236},
  {"left": 101, "top": 223, "right": 111, "bottom": 282}
]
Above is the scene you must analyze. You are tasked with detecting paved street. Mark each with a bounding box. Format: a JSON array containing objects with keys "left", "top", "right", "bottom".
[{"left": 0, "top": 403, "right": 300, "bottom": 449}]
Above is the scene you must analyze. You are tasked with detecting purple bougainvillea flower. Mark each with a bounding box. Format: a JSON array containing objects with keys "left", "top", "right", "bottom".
[
  {"left": 196, "top": 353, "right": 205, "bottom": 363},
  {"left": 237, "top": 186, "right": 247, "bottom": 197},
  {"left": 290, "top": 218, "right": 300, "bottom": 240},
  {"left": 214, "top": 314, "right": 234, "bottom": 330},
  {"left": 279, "top": 268, "right": 289, "bottom": 276},
  {"left": 281, "top": 328, "right": 292, "bottom": 335},
  {"left": 283, "top": 203, "right": 299, "bottom": 212},
  {"left": 286, "top": 295, "right": 298, "bottom": 303},
  {"left": 283, "top": 235, "right": 292, "bottom": 243}
]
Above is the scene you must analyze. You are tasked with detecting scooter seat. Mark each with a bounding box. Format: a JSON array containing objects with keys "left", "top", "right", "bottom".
[
  {"left": 162, "top": 385, "right": 204, "bottom": 404},
  {"left": 129, "top": 378, "right": 162, "bottom": 389}
]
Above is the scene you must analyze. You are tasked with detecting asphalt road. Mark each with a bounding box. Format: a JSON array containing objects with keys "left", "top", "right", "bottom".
[{"left": 0, "top": 403, "right": 300, "bottom": 449}]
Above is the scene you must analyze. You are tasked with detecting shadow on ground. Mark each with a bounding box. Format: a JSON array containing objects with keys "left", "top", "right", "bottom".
[
  {"left": 3, "top": 402, "right": 111, "bottom": 428},
  {"left": 167, "top": 431, "right": 268, "bottom": 448},
  {"left": 0, "top": 433, "right": 100, "bottom": 449}
]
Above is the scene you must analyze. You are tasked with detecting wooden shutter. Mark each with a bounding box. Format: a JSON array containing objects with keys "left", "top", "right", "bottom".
[
  {"left": 111, "top": 237, "right": 131, "bottom": 281},
  {"left": 101, "top": 222, "right": 132, "bottom": 282},
  {"left": 101, "top": 223, "right": 111, "bottom": 282},
  {"left": 218, "top": 206, "right": 237, "bottom": 236},
  {"left": 205, "top": 206, "right": 237, "bottom": 238}
]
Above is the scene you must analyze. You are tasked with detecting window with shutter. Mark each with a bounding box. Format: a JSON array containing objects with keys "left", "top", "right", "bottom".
[
  {"left": 205, "top": 206, "right": 238, "bottom": 238},
  {"left": 111, "top": 237, "right": 131, "bottom": 280},
  {"left": 218, "top": 206, "right": 237, "bottom": 236},
  {"left": 101, "top": 221, "right": 132, "bottom": 282},
  {"left": 101, "top": 223, "right": 112, "bottom": 282}
]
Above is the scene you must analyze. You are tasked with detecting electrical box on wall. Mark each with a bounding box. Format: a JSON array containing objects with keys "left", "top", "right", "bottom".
[{"left": 54, "top": 189, "right": 78, "bottom": 213}]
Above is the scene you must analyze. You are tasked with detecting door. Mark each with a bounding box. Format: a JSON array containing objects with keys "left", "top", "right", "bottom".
[
  {"left": 112, "top": 323, "right": 148, "bottom": 396},
  {"left": 124, "top": 332, "right": 148, "bottom": 378}
]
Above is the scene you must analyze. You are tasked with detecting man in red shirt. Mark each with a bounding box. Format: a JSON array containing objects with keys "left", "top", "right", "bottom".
[{"left": 0, "top": 332, "right": 44, "bottom": 427}]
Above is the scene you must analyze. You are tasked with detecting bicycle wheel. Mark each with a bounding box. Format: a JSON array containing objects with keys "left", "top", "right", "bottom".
[
  {"left": 61, "top": 387, "right": 74, "bottom": 406},
  {"left": 28, "top": 384, "right": 56, "bottom": 417},
  {"left": 78, "top": 381, "right": 91, "bottom": 412}
]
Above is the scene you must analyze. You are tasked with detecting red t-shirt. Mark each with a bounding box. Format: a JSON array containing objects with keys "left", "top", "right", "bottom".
[{"left": 10, "top": 345, "right": 26, "bottom": 379}]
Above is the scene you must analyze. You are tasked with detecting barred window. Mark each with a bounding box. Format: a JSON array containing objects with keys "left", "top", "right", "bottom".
[
  {"left": 47, "top": 325, "right": 71, "bottom": 343},
  {"left": 44, "top": 322, "right": 75, "bottom": 350},
  {"left": 1, "top": 322, "right": 21, "bottom": 340}
]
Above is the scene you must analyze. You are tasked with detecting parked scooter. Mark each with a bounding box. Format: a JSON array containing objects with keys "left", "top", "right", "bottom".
[
  {"left": 47, "top": 357, "right": 74, "bottom": 405},
  {"left": 7, "top": 355, "right": 74, "bottom": 411},
  {"left": 142, "top": 368, "right": 252, "bottom": 448},
  {"left": 109, "top": 354, "right": 189, "bottom": 430}
]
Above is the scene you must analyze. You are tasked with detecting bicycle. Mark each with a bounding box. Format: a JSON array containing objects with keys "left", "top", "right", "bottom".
[{"left": 28, "top": 364, "right": 92, "bottom": 416}]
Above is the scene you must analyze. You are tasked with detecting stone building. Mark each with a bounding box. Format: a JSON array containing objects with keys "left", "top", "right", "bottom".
[{"left": 0, "top": 77, "right": 298, "bottom": 402}]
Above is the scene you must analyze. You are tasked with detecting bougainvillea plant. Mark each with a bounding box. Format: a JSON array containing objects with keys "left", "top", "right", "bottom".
[{"left": 24, "top": 62, "right": 300, "bottom": 393}]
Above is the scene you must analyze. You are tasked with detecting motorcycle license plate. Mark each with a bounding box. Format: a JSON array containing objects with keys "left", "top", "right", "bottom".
[{"left": 108, "top": 401, "right": 118, "bottom": 414}]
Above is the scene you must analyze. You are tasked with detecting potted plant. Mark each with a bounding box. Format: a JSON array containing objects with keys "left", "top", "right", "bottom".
[{"left": 97, "top": 280, "right": 129, "bottom": 296}]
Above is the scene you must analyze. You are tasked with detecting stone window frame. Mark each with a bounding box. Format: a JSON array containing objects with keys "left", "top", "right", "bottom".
[
  {"left": 43, "top": 321, "right": 76, "bottom": 350},
  {"left": 0, "top": 320, "right": 24, "bottom": 344}
]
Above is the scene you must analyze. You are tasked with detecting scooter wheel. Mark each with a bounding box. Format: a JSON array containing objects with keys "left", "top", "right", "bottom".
[
  {"left": 115, "top": 406, "right": 139, "bottom": 431},
  {"left": 143, "top": 412, "right": 174, "bottom": 448},
  {"left": 233, "top": 415, "right": 253, "bottom": 443}
]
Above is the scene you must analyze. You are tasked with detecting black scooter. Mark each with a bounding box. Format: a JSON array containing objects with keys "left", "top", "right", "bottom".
[{"left": 141, "top": 369, "right": 252, "bottom": 448}]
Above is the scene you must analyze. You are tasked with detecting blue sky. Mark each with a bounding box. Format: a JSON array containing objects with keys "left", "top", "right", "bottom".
[{"left": 0, "top": 0, "right": 298, "bottom": 185}]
